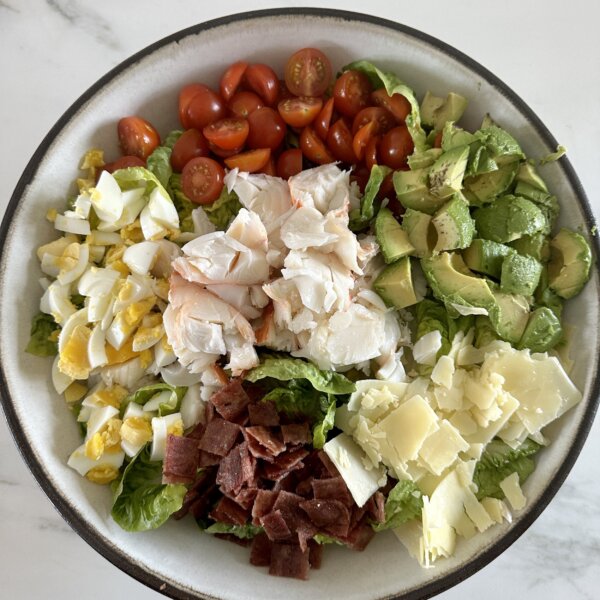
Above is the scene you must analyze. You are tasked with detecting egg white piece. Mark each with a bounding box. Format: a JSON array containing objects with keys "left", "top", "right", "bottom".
[
  {"left": 54, "top": 214, "right": 91, "bottom": 236},
  {"left": 150, "top": 412, "right": 183, "bottom": 462},
  {"left": 51, "top": 354, "right": 73, "bottom": 394},
  {"left": 91, "top": 171, "right": 124, "bottom": 223},
  {"left": 67, "top": 443, "right": 125, "bottom": 477},
  {"left": 86, "top": 405, "right": 120, "bottom": 440},
  {"left": 45, "top": 281, "right": 76, "bottom": 325},
  {"left": 56, "top": 243, "right": 90, "bottom": 286},
  {"left": 123, "top": 241, "right": 160, "bottom": 276},
  {"left": 88, "top": 324, "right": 108, "bottom": 369},
  {"left": 78, "top": 266, "right": 120, "bottom": 297},
  {"left": 143, "top": 390, "right": 173, "bottom": 412},
  {"left": 58, "top": 308, "right": 89, "bottom": 353},
  {"left": 180, "top": 384, "right": 204, "bottom": 430}
]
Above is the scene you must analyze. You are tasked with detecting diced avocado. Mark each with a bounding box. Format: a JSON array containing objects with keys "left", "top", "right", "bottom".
[
  {"left": 474, "top": 315, "right": 500, "bottom": 347},
  {"left": 421, "top": 252, "right": 496, "bottom": 313},
  {"left": 475, "top": 125, "right": 524, "bottom": 166},
  {"left": 429, "top": 146, "right": 470, "bottom": 199},
  {"left": 500, "top": 253, "right": 543, "bottom": 296},
  {"left": 535, "top": 265, "right": 564, "bottom": 319},
  {"left": 514, "top": 181, "right": 552, "bottom": 204},
  {"left": 393, "top": 169, "right": 447, "bottom": 214},
  {"left": 518, "top": 307, "right": 563, "bottom": 353},
  {"left": 402, "top": 209, "right": 436, "bottom": 258},
  {"left": 509, "top": 233, "right": 550, "bottom": 263},
  {"left": 431, "top": 195, "right": 475, "bottom": 252},
  {"left": 473, "top": 195, "right": 546, "bottom": 243},
  {"left": 480, "top": 114, "right": 498, "bottom": 129},
  {"left": 408, "top": 148, "right": 443, "bottom": 170},
  {"left": 488, "top": 288, "right": 530, "bottom": 344},
  {"left": 515, "top": 162, "right": 548, "bottom": 193},
  {"left": 463, "top": 162, "right": 518, "bottom": 206},
  {"left": 535, "top": 195, "right": 560, "bottom": 234},
  {"left": 373, "top": 257, "right": 420, "bottom": 309},
  {"left": 421, "top": 91, "right": 468, "bottom": 131},
  {"left": 441, "top": 122, "right": 476, "bottom": 152},
  {"left": 463, "top": 239, "right": 514, "bottom": 279},
  {"left": 375, "top": 207, "right": 414, "bottom": 263},
  {"left": 548, "top": 228, "right": 592, "bottom": 299}
]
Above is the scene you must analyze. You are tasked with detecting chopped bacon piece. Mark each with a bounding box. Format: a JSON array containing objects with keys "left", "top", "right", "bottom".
[
  {"left": 260, "top": 510, "right": 292, "bottom": 541},
  {"left": 308, "top": 540, "right": 323, "bottom": 569},
  {"left": 281, "top": 422, "right": 311, "bottom": 445},
  {"left": 342, "top": 521, "right": 375, "bottom": 551},
  {"left": 250, "top": 532, "right": 272, "bottom": 567},
  {"left": 311, "top": 476, "right": 353, "bottom": 507},
  {"left": 216, "top": 442, "right": 255, "bottom": 494},
  {"left": 245, "top": 426, "right": 286, "bottom": 456},
  {"left": 269, "top": 543, "right": 310, "bottom": 580},
  {"left": 248, "top": 400, "right": 280, "bottom": 426},
  {"left": 198, "top": 450, "right": 221, "bottom": 467},
  {"left": 229, "top": 487, "right": 259, "bottom": 511},
  {"left": 251, "top": 489, "right": 279, "bottom": 525},
  {"left": 263, "top": 447, "right": 309, "bottom": 480},
  {"left": 210, "top": 379, "right": 250, "bottom": 421},
  {"left": 209, "top": 496, "right": 249, "bottom": 525},
  {"left": 300, "top": 499, "right": 351, "bottom": 538},
  {"left": 162, "top": 434, "right": 199, "bottom": 485},
  {"left": 317, "top": 450, "right": 339, "bottom": 477},
  {"left": 198, "top": 418, "right": 241, "bottom": 456},
  {"left": 366, "top": 491, "right": 386, "bottom": 524}
]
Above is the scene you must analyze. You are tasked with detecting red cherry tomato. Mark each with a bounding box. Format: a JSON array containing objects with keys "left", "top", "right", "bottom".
[
  {"left": 284, "top": 48, "right": 332, "bottom": 97},
  {"left": 277, "top": 80, "right": 296, "bottom": 103},
  {"left": 378, "top": 172, "right": 396, "bottom": 202},
  {"left": 208, "top": 141, "right": 244, "bottom": 158},
  {"left": 300, "top": 126, "right": 335, "bottom": 165},
  {"left": 259, "top": 155, "right": 278, "bottom": 176},
  {"left": 185, "top": 85, "right": 227, "bottom": 130},
  {"left": 247, "top": 107, "right": 286, "bottom": 150},
  {"left": 352, "top": 106, "right": 396, "bottom": 136},
  {"left": 352, "top": 121, "right": 377, "bottom": 162},
  {"left": 371, "top": 88, "right": 411, "bottom": 123},
  {"left": 179, "top": 84, "right": 206, "bottom": 129},
  {"left": 203, "top": 117, "right": 249, "bottom": 150},
  {"left": 365, "top": 136, "right": 379, "bottom": 170},
  {"left": 326, "top": 119, "right": 355, "bottom": 164},
  {"left": 224, "top": 148, "right": 271, "bottom": 173},
  {"left": 117, "top": 116, "right": 160, "bottom": 160},
  {"left": 277, "top": 148, "right": 303, "bottom": 179},
  {"left": 103, "top": 155, "right": 146, "bottom": 174},
  {"left": 220, "top": 61, "right": 248, "bottom": 101},
  {"left": 379, "top": 125, "right": 414, "bottom": 169},
  {"left": 350, "top": 164, "right": 370, "bottom": 193},
  {"left": 333, "top": 70, "right": 373, "bottom": 118},
  {"left": 170, "top": 129, "right": 210, "bottom": 172},
  {"left": 278, "top": 96, "right": 323, "bottom": 128},
  {"left": 314, "top": 97, "right": 335, "bottom": 140},
  {"left": 182, "top": 157, "right": 225, "bottom": 205},
  {"left": 244, "top": 64, "right": 280, "bottom": 105},
  {"left": 228, "top": 91, "right": 264, "bottom": 118}
]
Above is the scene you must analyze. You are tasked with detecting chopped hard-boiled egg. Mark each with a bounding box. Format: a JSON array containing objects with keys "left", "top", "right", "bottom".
[
  {"left": 67, "top": 443, "right": 124, "bottom": 482},
  {"left": 123, "top": 241, "right": 160, "bottom": 276},
  {"left": 91, "top": 171, "right": 125, "bottom": 223},
  {"left": 150, "top": 413, "right": 184, "bottom": 461}
]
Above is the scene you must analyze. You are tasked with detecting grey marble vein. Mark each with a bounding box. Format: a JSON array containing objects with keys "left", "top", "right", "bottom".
[{"left": 46, "top": 0, "right": 120, "bottom": 50}]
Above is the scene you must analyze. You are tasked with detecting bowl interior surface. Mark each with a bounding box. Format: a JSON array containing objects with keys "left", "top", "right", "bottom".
[{"left": 1, "top": 10, "right": 598, "bottom": 600}]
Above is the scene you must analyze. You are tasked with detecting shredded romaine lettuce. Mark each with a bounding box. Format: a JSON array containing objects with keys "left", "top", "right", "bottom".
[
  {"left": 26, "top": 312, "right": 59, "bottom": 357},
  {"left": 372, "top": 479, "right": 423, "bottom": 532}
]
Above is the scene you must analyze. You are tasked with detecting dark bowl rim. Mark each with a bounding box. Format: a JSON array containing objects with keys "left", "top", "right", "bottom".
[{"left": 1, "top": 7, "right": 599, "bottom": 600}]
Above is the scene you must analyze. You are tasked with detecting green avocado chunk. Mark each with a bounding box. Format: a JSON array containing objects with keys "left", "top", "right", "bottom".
[
  {"left": 518, "top": 307, "right": 563, "bottom": 352},
  {"left": 375, "top": 207, "right": 414, "bottom": 263},
  {"left": 509, "top": 233, "right": 551, "bottom": 263},
  {"left": 463, "top": 162, "right": 518, "bottom": 206},
  {"left": 408, "top": 148, "right": 443, "bottom": 170},
  {"left": 515, "top": 162, "right": 548, "bottom": 193},
  {"left": 402, "top": 209, "right": 436, "bottom": 258},
  {"left": 429, "top": 145, "right": 470, "bottom": 199},
  {"left": 500, "top": 253, "right": 543, "bottom": 296},
  {"left": 474, "top": 315, "right": 500, "bottom": 348},
  {"left": 431, "top": 195, "right": 475, "bottom": 252},
  {"left": 488, "top": 288, "right": 530, "bottom": 344},
  {"left": 393, "top": 169, "right": 447, "bottom": 214},
  {"left": 534, "top": 265, "right": 564, "bottom": 319},
  {"left": 421, "top": 252, "right": 496, "bottom": 313},
  {"left": 548, "top": 228, "right": 592, "bottom": 299},
  {"left": 473, "top": 195, "right": 546, "bottom": 243},
  {"left": 420, "top": 91, "right": 468, "bottom": 130},
  {"left": 373, "top": 257, "right": 420, "bottom": 309},
  {"left": 462, "top": 239, "right": 514, "bottom": 279}
]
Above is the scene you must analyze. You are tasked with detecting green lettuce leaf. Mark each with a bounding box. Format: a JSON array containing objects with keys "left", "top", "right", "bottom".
[
  {"left": 169, "top": 173, "right": 195, "bottom": 233},
  {"left": 111, "top": 445, "right": 186, "bottom": 532},
  {"left": 146, "top": 130, "right": 183, "bottom": 190},
  {"left": 372, "top": 479, "right": 423, "bottom": 532},
  {"left": 202, "top": 186, "right": 242, "bottom": 230},
  {"left": 262, "top": 380, "right": 329, "bottom": 422},
  {"left": 204, "top": 522, "right": 263, "bottom": 539},
  {"left": 246, "top": 357, "right": 355, "bottom": 394},
  {"left": 539, "top": 144, "right": 567, "bottom": 165},
  {"left": 163, "top": 130, "right": 183, "bottom": 150},
  {"left": 342, "top": 60, "right": 426, "bottom": 151},
  {"left": 122, "top": 383, "right": 187, "bottom": 417},
  {"left": 313, "top": 533, "right": 345, "bottom": 545},
  {"left": 349, "top": 165, "right": 391, "bottom": 231},
  {"left": 26, "top": 312, "right": 59, "bottom": 357},
  {"left": 112, "top": 166, "right": 172, "bottom": 205},
  {"left": 473, "top": 438, "right": 542, "bottom": 501},
  {"left": 312, "top": 396, "right": 336, "bottom": 449}
]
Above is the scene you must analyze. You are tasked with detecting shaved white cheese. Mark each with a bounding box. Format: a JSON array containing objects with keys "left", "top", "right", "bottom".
[
  {"left": 499, "top": 472, "right": 527, "bottom": 510},
  {"left": 324, "top": 433, "right": 386, "bottom": 507},
  {"left": 413, "top": 331, "right": 442, "bottom": 366},
  {"left": 418, "top": 420, "right": 469, "bottom": 476},
  {"left": 431, "top": 355, "right": 455, "bottom": 389}
]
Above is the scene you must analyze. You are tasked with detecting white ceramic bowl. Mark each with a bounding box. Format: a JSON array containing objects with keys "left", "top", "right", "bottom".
[{"left": 1, "top": 8, "right": 598, "bottom": 600}]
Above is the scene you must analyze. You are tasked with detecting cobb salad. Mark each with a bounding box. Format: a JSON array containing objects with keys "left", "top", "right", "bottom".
[{"left": 27, "top": 47, "right": 593, "bottom": 579}]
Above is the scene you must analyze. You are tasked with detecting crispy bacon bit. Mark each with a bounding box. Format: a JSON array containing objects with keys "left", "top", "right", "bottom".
[
  {"left": 209, "top": 496, "right": 249, "bottom": 525},
  {"left": 248, "top": 401, "right": 280, "bottom": 426},
  {"left": 260, "top": 509, "right": 292, "bottom": 541},
  {"left": 281, "top": 422, "right": 311, "bottom": 445},
  {"left": 210, "top": 379, "right": 251, "bottom": 421},
  {"left": 162, "top": 434, "right": 199, "bottom": 485},
  {"left": 269, "top": 542, "right": 310, "bottom": 580},
  {"left": 198, "top": 418, "right": 241, "bottom": 456}
]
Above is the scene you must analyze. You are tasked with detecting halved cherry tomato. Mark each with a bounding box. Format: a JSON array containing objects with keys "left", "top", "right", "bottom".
[
  {"left": 285, "top": 48, "right": 332, "bottom": 97},
  {"left": 220, "top": 61, "right": 248, "bottom": 101},
  {"left": 371, "top": 88, "right": 411, "bottom": 123},
  {"left": 103, "top": 155, "right": 146, "bottom": 174},
  {"left": 352, "top": 107, "right": 396, "bottom": 135},
  {"left": 433, "top": 130, "right": 443, "bottom": 148},
  {"left": 247, "top": 107, "right": 286, "bottom": 150},
  {"left": 179, "top": 84, "right": 206, "bottom": 129},
  {"left": 244, "top": 64, "right": 280, "bottom": 105},
  {"left": 171, "top": 129, "right": 210, "bottom": 172},
  {"left": 365, "top": 136, "right": 379, "bottom": 170},
  {"left": 224, "top": 148, "right": 271, "bottom": 173},
  {"left": 333, "top": 70, "right": 373, "bottom": 118},
  {"left": 117, "top": 116, "right": 160, "bottom": 160},
  {"left": 277, "top": 80, "right": 296, "bottom": 103},
  {"left": 379, "top": 125, "right": 414, "bottom": 169},
  {"left": 352, "top": 121, "right": 377, "bottom": 162},
  {"left": 208, "top": 141, "right": 244, "bottom": 158},
  {"left": 185, "top": 85, "right": 227, "bottom": 130},
  {"left": 277, "top": 148, "right": 303, "bottom": 179},
  {"left": 300, "top": 126, "right": 335, "bottom": 165},
  {"left": 203, "top": 117, "right": 249, "bottom": 150},
  {"left": 259, "top": 155, "right": 277, "bottom": 176},
  {"left": 327, "top": 119, "right": 355, "bottom": 164},
  {"left": 278, "top": 96, "right": 323, "bottom": 128},
  {"left": 228, "top": 91, "right": 264, "bottom": 118},
  {"left": 314, "top": 97, "right": 335, "bottom": 140},
  {"left": 182, "top": 157, "right": 225, "bottom": 205},
  {"left": 386, "top": 196, "right": 406, "bottom": 217},
  {"left": 350, "top": 164, "right": 371, "bottom": 193}
]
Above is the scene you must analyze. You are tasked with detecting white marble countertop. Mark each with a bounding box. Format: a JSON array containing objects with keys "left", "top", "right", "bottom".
[{"left": 1, "top": 1, "right": 599, "bottom": 598}]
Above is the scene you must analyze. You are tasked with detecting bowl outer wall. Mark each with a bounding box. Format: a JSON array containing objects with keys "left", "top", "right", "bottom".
[{"left": 0, "top": 8, "right": 598, "bottom": 600}]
